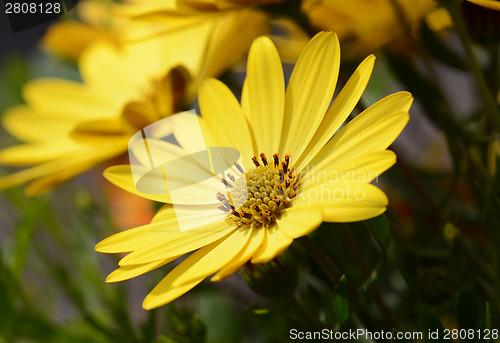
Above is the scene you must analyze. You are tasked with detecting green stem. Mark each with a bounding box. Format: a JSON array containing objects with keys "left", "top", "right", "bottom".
[
  {"left": 488, "top": 43, "right": 499, "bottom": 96},
  {"left": 297, "top": 236, "right": 384, "bottom": 334},
  {"left": 287, "top": 294, "right": 331, "bottom": 331},
  {"left": 340, "top": 226, "right": 397, "bottom": 329},
  {"left": 297, "top": 236, "right": 342, "bottom": 286},
  {"left": 445, "top": 0, "right": 500, "bottom": 130}
]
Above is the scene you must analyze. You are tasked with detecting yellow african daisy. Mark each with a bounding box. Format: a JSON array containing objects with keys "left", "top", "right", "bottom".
[
  {"left": 113, "top": 0, "right": 309, "bottom": 62},
  {"left": 302, "top": 0, "right": 439, "bottom": 56},
  {"left": 0, "top": 10, "right": 267, "bottom": 195},
  {"left": 42, "top": 0, "right": 271, "bottom": 59},
  {"left": 96, "top": 31, "right": 412, "bottom": 310}
]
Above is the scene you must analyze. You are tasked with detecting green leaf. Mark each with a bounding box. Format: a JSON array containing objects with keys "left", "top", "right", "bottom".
[
  {"left": 333, "top": 275, "right": 349, "bottom": 326},
  {"left": 366, "top": 214, "right": 390, "bottom": 253},
  {"left": 358, "top": 215, "right": 390, "bottom": 292},
  {"left": 457, "top": 289, "right": 479, "bottom": 330}
]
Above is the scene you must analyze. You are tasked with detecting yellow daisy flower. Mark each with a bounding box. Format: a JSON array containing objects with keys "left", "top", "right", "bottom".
[
  {"left": 0, "top": 10, "right": 267, "bottom": 195},
  {"left": 42, "top": 0, "right": 271, "bottom": 59},
  {"left": 302, "top": 0, "right": 439, "bottom": 56},
  {"left": 113, "top": 0, "right": 309, "bottom": 62},
  {"left": 96, "top": 31, "right": 412, "bottom": 310}
]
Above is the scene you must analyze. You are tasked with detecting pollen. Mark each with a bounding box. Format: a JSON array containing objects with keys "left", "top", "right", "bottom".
[{"left": 216, "top": 154, "right": 301, "bottom": 228}]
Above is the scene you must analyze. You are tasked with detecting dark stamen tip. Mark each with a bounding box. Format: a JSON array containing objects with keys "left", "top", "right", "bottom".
[
  {"left": 234, "top": 162, "right": 244, "bottom": 174},
  {"left": 260, "top": 153, "right": 268, "bottom": 166},
  {"left": 273, "top": 153, "right": 279, "bottom": 167}
]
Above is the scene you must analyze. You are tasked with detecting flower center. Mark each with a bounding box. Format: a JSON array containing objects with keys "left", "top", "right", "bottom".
[{"left": 216, "top": 153, "right": 301, "bottom": 228}]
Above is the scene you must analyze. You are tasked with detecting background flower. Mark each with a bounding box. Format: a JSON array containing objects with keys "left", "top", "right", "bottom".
[{"left": 0, "top": 9, "right": 267, "bottom": 195}]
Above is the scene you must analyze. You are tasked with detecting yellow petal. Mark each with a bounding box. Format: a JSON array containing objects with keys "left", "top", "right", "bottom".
[
  {"left": 118, "top": 219, "right": 236, "bottom": 266},
  {"left": 310, "top": 91, "right": 412, "bottom": 171},
  {"left": 308, "top": 182, "right": 389, "bottom": 222},
  {"left": 42, "top": 21, "right": 119, "bottom": 60},
  {"left": 129, "top": 138, "right": 186, "bottom": 172},
  {"left": 318, "top": 111, "right": 408, "bottom": 171},
  {"left": 103, "top": 164, "right": 221, "bottom": 205},
  {"left": 242, "top": 36, "right": 285, "bottom": 156},
  {"left": 171, "top": 227, "right": 252, "bottom": 287},
  {"left": 295, "top": 55, "right": 376, "bottom": 172},
  {"left": 467, "top": 0, "right": 500, "bottom": 10},
  {"left": 151, "top": 204, "right": 176, "bottom": 223},
  {"left": 280, "top": 32, "right": 340, "bottom": 160},
  {"left": 276, "top": 205, "right": 323, "bottom": 239},
  {"left": 106, "top": 259, "right": 176, "bottom": 283},
  {"left": 70, "top": 118, "right": 127, "bottom": 143},
  {"left": 95, "top": 208, "right": 178, "bottom": 253},
  {"left": 104, "top": 165, "right": 172, "bottom": 203},
  {"left": 211, "top": 226, "right": 265, "bottom": 281},
  {"left": 142, "top": 229, "right": 249, "bottom": 309},
  {"left": 2, "top": 106, "right": 80, "bottom": 142},
  {"left": 22, "top": 79, "right": 118, "bottom": 119},
  {"left": 0, "top": 143, "right": 126, "bottom": 195},
  {"left": 113, "top": 0, "right": 179, "bottom": 17},
  {"left": 195, "top": 9, "right": 269, "bottom": 84},
  {"left": 143, "top": 278, "right": 203, "bottom": 310},
  {"left": 331, "top": 92, "right": 412, "bottom": 149},
  {"left": 251, "top": 226, "right": 293, "bottom": 264},
  {"left": 0, "top": 142, "right": 80, "bottom": 166},
  {"left": 303, "top": 150, "right": 397, "bottom": 186},
  {"left": 199, "top": 78, "right": 255, "bottom": 166},
  {"left": 79, "top": 42, "right": 138, "bottom": 102}
]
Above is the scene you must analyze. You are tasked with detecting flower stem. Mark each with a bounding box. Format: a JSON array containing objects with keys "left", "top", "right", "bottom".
[
  {"left": 286, "top": 294, "right": 331, "bottom": 331},
  {"left": 297, "top": 236, "right": 385, "bottom": 333},
  {"left": 445, "top": 0, "right": 500, "bottom": 130},
  {"left": 340, "top": 225, "right": 397, "bottom": 329},
  {"left": 297, "top": 236, "right": 342, "bottom": 285}
]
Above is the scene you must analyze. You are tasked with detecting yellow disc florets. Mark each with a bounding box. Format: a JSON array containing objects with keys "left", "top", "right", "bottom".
[{"left": 216, "top": 153, "right": 301, "bottom": 228}]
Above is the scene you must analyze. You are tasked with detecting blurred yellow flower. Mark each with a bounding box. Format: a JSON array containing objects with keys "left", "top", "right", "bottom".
[
  {"left": 42, "top": 0, "right": 274, "bottom": 60},
  {"left": 42, "top": 1, "right": 123, "bottom": 60},
  {"left": 177, "top": 0, "right": 283, "bottom": 10},
  {"left": 113, "top": 0, "right": 309, "bottom": 62},
  {"left": 0, "top": 10, "right": 267, "bottom": 195},
  {"left": 302, "top": 0, "right": 439, "bottom": 56},
  {"left": 96, "top": 32, "right": 412, "bottom": 309}
]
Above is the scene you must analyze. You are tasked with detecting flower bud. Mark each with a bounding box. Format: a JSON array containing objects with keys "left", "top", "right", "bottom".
[{"left": 242, "top": 249, "right": 298, "bottom": 298}]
